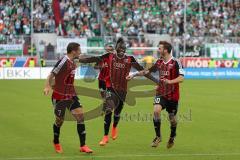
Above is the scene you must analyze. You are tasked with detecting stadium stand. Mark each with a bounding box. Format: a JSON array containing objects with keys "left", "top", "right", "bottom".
[
  {"left": 0, "top": 0, "right": 239, "bottom": 65},
  {"left": 99, "top": 0, "right": 239, "bottom": 37},
  {"left": 33, "top": 0, "right": 100, "bottom": 37}
]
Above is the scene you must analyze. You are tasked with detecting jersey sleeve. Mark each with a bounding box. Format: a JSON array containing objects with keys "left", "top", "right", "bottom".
[
  {"left": 130, "top": 56, "right": 144, "bottom": 71},
  {"left": 51, "top": 57, "right": 67, "bottom": 75},
  {"left": 175, "top": 59, "right": 184, "bottom": 76},
  {"left": 148, "top": 60, "right": 158, "bottom": 73},
  {"left": 100, "top": 53, "right": 110, "bottom": 60}
]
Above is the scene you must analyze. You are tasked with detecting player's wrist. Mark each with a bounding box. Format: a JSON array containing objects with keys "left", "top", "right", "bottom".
[
  {"left": 131, "top": 71, "right": 139, "bottom": 77},
  {"left": 168, "top": 80, "right": 173, "bottom": 84}
]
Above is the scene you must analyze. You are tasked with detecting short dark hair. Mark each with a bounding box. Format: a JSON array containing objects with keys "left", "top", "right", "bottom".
[
  {"left": 67, "top": 42, "right": 80, "bottom": 53},
  {"left": 159, "top": 41, "right": 172, "bottom": 54},
  {"left": 115, "top": 37, "right": 125, "bottom": 49}
]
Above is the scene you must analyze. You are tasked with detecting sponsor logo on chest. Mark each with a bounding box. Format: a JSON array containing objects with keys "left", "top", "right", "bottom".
[
  {"left": 113, "top": 62, "right": 125, "bottom": 69},
  {"left": 168, "top": 63, "right": 174, "bottom": 69},
  {"left": 160, "top": 70, "right": 169, "bottom": 76}
]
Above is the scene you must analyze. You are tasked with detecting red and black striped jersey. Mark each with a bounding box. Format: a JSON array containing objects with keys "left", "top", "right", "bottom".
[
  {"left": 79, "top": 53, "right": 158, "bottom": 100},
  {"left": 98, "top": 56, "right": 109, "bottom": 81},
  {"left": 98, "top": 53, "right": 144, "bottom": 92},
  {"left": 149, "top": 57, "right": 184, "bottom": 101},
  {"left": 51, "top": 55, "right": 77, "bottom": 100}
]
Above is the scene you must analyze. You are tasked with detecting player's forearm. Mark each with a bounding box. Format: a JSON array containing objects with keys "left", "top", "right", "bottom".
[
  {"left": 132, "top": 70, "right": 149, "bottom": 77},
  {"left": 45, "top": 73, "right": 54, "bottom": 88},
  {"left": 78, "top": 56, "right": 100, "bottom": 63},
  {"left": 169, "top": 75, "right": 184, "bottom": 84},
  {"left": 144, "top": 72, "right": 159, "bottom": 84}
]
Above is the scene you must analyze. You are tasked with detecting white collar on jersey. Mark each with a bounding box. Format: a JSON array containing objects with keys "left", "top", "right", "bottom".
[{"left": 163, "top": 56, "right": 173, "bottom": 64}]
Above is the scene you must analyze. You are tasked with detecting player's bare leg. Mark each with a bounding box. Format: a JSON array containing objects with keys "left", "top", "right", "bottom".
[
  {"left": 71, "top": 108, "right": 93, "bottom": 153},
  {"left": 167, "top": 112, "right": 177, "bottom": 149},
  {"left": 151, "top": 104, "right": 162, "bottom": 147},
  {"left": 53, "top": 116, "right": 64, "bottom": 153}
]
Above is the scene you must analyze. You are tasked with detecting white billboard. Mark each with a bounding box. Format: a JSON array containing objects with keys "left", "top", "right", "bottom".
[
  {"left": 207, "top": 43, "right": 240, "bottom": 59},
  {"left": 0, "top": 67, "right": 82, "bottom": 79},
  {"left": 57, "top": 38, "right": 87, "bottom": 54}
]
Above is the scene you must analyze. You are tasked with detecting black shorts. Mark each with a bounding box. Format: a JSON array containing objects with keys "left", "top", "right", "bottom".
[
  {"left": 98, "top": 79, "right": 106, "bottom": 91},
  {"left": 153, "top": 95, "right": 178, "bottom": 115},
  {"left": 52, "top": 96, "right": 82, "bottom": 117},
  {"left": 103, "top": 88, "right": 124, "bottom": 112}
]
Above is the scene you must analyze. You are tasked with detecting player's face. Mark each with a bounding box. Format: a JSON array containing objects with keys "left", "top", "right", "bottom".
[
  {"left": 73, "top": 47, "right": 81, "bottom": 58},
  {"left": 158, "top": 44, "right": 165, "bottom": 57},
  {"left": 105, "top": 46, "right": 114, "bottom": 53},
  {"left": 116, "top": 43, "right": 126, "bottom": 57}
]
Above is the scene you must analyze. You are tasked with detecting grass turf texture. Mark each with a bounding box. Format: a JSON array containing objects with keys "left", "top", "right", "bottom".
[{"left": 0, "top": 79, "right": 240, "bottom": 160}]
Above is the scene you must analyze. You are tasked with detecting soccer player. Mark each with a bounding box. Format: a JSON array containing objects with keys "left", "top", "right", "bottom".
[
  {"left": 126, "top": 41, "right": 184, "bottom": 148},
  {"left": 79, "top": 38, "right": 158, "bottom": 146},
  {"left": 43, "top": 42, "right": 93, "bottom": 153},
  {"left": 94, "top": 43, "right": 114, "bottom": 98}
]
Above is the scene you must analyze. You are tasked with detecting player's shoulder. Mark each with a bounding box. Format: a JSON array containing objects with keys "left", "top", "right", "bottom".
[
  {"left": 55, "top": 55, "right": 68, "bottom": 65},
  {"left": 172, "top": 57, "right": 183, "bottom": 66},
  {"left": 52, "top": 55, "right": 69, "bottom": 75},
  {"left": 127, "top": 55, "right": 135, "bottom": 59},
  {"left": 101, "top": 52, "right": 112, "bottom": 58},
  {"left": 155, "top": 58, "right": 163, "bottom": 64},
  {"left": 172, "top": 57, "right": 180, "bottom": 62},
  {"left": 126, "top": 55, "right": 137, "bottom": 62}
]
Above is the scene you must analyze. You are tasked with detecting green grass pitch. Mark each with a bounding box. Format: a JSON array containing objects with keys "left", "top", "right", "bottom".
[{"left": 0, "top": 79, "right": 240, "bottom": 160}]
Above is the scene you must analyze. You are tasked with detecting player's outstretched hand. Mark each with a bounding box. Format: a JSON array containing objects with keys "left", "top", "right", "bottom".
[
  {"left": 43, "top": 85, "right": 51, "bottom": 96},
  {"left": 126, "top": 74, "right": 134, "bottom": 81}
]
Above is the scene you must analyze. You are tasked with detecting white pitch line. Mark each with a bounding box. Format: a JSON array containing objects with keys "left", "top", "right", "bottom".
[{"left": 4, "top": 153, "right": 240, "bottom": 160}]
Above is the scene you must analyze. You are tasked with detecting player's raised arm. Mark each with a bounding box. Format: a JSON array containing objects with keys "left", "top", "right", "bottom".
[{"left": 78, "top": 55, "right": 102, "bottom": 63}]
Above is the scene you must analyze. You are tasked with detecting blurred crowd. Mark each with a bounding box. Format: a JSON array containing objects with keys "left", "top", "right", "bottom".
[
  {"left": 0, "top": 0, "right": 238, "bottom": 39},
  {"left": 33, "top": 0, "right": 100, "bottom": 37},
  {"left": 0, "top": 0, "right": 31, "bottom": 43},
  {"left": 100, "top": 0, "right": 239, "bottom": 37},
  {"left": 0, "top": 0, "right": 239, "bottom": 57}
]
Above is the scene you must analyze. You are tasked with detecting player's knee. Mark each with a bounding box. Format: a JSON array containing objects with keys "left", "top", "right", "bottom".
[
  {"left": 154, "top": 109, "right": 160, "bottom": 114},
  {"left": 105, "top": 107, "right": 113, "bottom": 115},
  {"left": 114, "top": 108, "right": 122, "bottom": 117},
  {"left": 153, "top": 110, "right": 161, "bottom": 120},
  {"left": 114, "top": 113, "right": 121, "bottom": 118},
  {"left": 114, "top": 106, "right": 123, "bottom": 117},
  {"left": 100, "top": 91, "right": 105, "bottom": 98},
  {"left": 154, "top": 105, "right": 161, "bottom": 113},
  {"left": 171, "top": 119, "right": 177, "bottom": 127},
  {"left": 55, "top": 117, "right": 64, "bottom": 127},
  {"left": 104, "top": 112, "right": 112, "bottom": 122},
  {"left": 169, "top": 114, "right": 177, "bottom": 127},
  {"left": 74, "top": 113, "right": 84, "bottom": 124}
]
